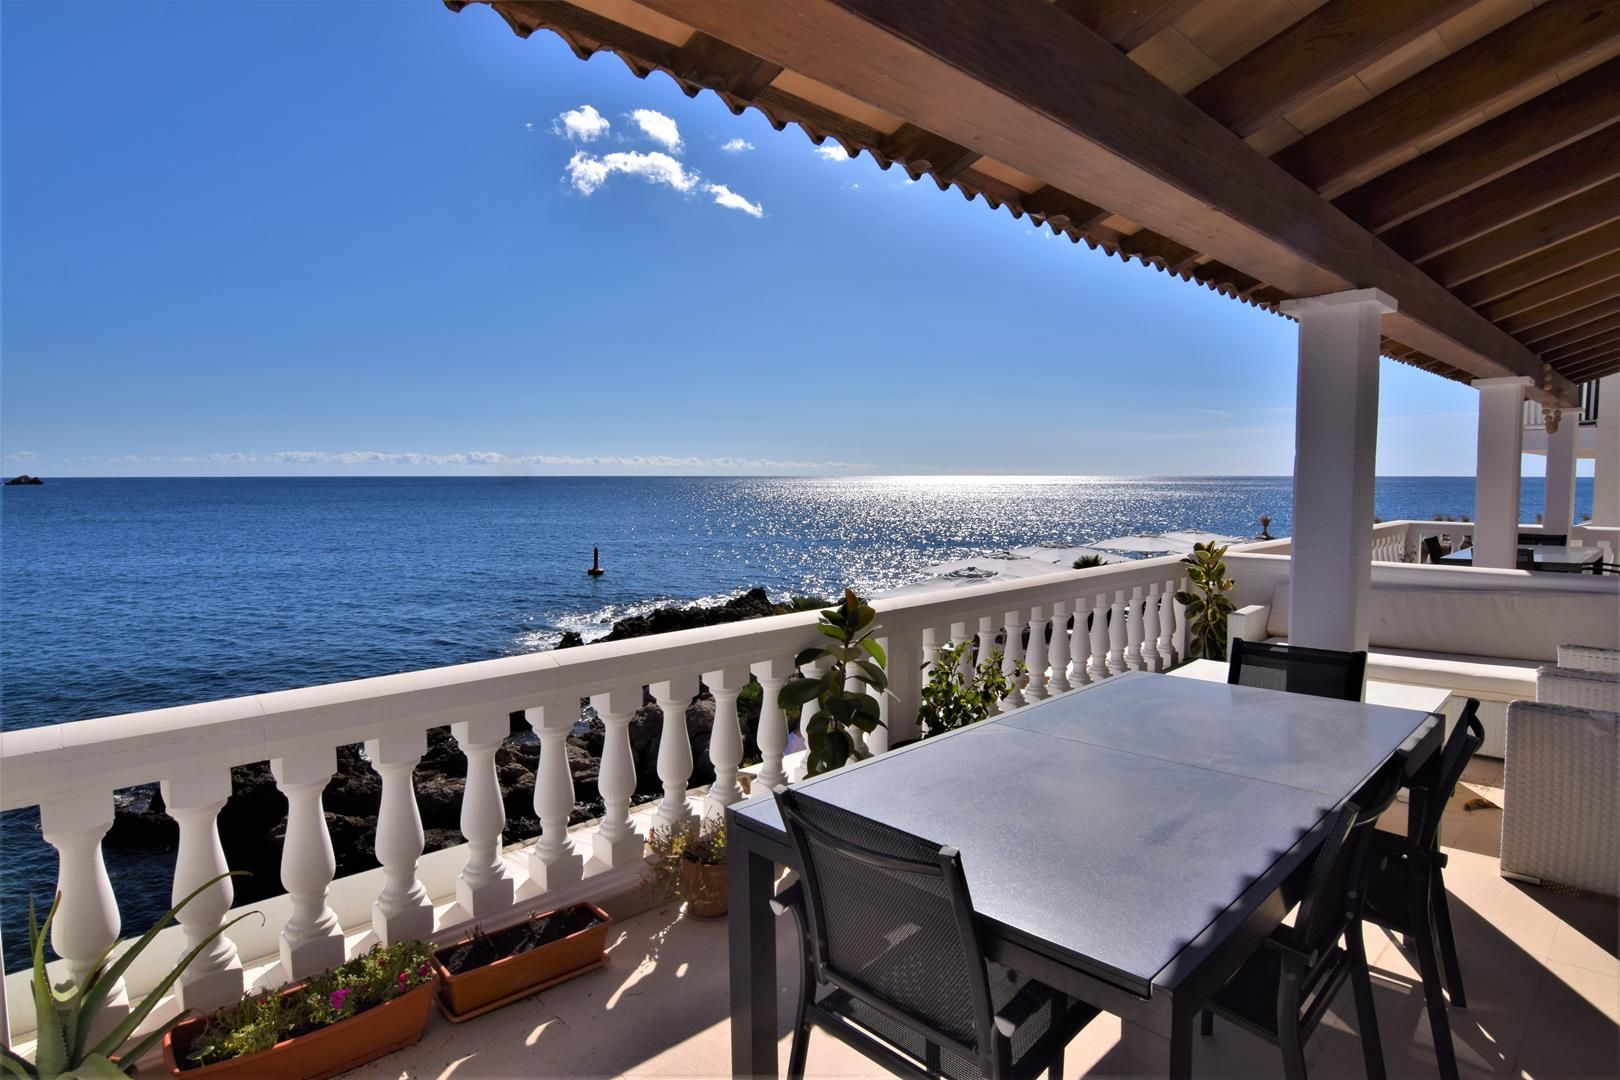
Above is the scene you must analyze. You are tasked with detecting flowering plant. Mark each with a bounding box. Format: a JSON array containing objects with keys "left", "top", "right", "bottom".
[{"left": 184, "top": 941, "right": 435, "bottom": 1067}]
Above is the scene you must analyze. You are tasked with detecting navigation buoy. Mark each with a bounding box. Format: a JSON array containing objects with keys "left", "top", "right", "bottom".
[{"left": 587, "top": 546, "right": 605, "bottom": 577}]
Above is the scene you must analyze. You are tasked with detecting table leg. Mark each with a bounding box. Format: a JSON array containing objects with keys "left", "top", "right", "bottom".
[
  {"left": 729, "top": 836, "right": 778, "bottom": 1078},
  {"left": 1169, "top": 999, "right": 1195, "bottom": 1080}
]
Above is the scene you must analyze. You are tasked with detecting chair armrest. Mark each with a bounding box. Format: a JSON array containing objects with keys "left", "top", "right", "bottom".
[{"left": 1227, "top": 604, "right": 1271, "bottom": 654}]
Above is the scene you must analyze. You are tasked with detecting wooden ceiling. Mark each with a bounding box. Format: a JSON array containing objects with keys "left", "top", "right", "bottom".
[{"left": 448, "top": 0, "right": 1620, "bottom": 405}]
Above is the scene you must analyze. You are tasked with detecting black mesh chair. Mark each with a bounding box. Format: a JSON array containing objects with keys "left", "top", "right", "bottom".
[
  {"left": 773, "top": 790, "right": 1100, "bottom": 1080},
  {"left": 1228, "top": 638, "right": 1367, "bottom": 701},
  {"left": 1201, "top": 763, "right": 1404, "bottom": 1080},
  {"left": 1361, "top": 700, "right": 1484, "bottom": 1079},
  {"left": 1422, "top": 536, "right": 1445, "bottom": 564},
  {"left": 1519, "top": 532, "right": 1566, "bottom": 546}
]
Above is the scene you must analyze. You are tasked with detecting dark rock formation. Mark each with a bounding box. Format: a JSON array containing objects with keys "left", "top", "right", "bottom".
[{"left": 5, "top": 475, "right": 43, "bottom": 485}]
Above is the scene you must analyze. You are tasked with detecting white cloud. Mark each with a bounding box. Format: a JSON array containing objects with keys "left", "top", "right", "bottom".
[
  {"left": 631, "top": 108, "right": 682, "bottom": 151},
  {"left": 565, "top": 150, "right": 698, "bottom": 196},
  {"left": 524, "top": 121, "right": 534, "bottom": 131},
  {"left": 815, "top": 143, "right": 853, "bottom": 161},
  {"left": 705, "top": 183, "right": 764, "bottom": 218},
  {"left": 6, "top": 450, "right": 37, "bottom": 462},
  {"left": 720, "top": 138, "right": 754, "bottom": 153},
  {"left": 202, "top": 450, "right": 867, "bottom": 469},
  {"left": 553, "top": 104, "right": 610, "bottom": 142}
]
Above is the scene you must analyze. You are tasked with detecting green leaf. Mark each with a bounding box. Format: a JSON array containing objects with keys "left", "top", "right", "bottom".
[
  {"left": 777, "top": 677, "right": 823, "bottom": 712},
  {"left": 852, "top": 659, "right": 886, "bottom": 690},
  {"left": 853, "top": 604, "right": 877, "bottom": 632},
  {"left": 793, "top": 646, "right": 830, "bottom": 667},
  {"left": 63, "top": 1054, "right": 126, "bottom": 1080},
  {"left": 815, "top": 623, "right": 847, "bottom": 642},
  {"left": 30, "top": 896, "right": 68, "bottom": 1080},
  {"left": 859, "top": 638, "right": 887, "bottom": 667},
  {"left": 0, "top": 1044, "right": 36, "bottom": 1079}
]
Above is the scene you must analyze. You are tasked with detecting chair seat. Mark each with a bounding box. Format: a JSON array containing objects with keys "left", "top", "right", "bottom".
[
  {"left": 813, "top": 961, "right": 1082, "bottom": 1080},
  {"left": 1208, "top": 941, "right": 1349, "bottom": 1042}
]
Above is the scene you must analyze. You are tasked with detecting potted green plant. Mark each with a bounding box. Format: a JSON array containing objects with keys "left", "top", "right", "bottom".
[
  {"left": 646, "top": 819, "right": 728, "bottom": 918},
  {"left": 430, "top": 903, "right": 612, "bottom": 1022},
  {"left": 776, "top": 590, "right": 888, "bottom": 776},
  {"left": 1, "top": 875, "right": 250, "bottom": 1079},
  {"left": 1175, "top": 541, "right": 1236, "bottom": 661},
  {"left": 916, "top": 643, "right": 1020, "bottom": 737},
  {"left": 162, "top": 941, "right": 437, "bottom": 1078}
]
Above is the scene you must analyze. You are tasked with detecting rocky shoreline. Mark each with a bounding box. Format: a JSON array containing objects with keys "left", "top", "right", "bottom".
[{"left": 107, "top": 588, "right": 819, "bottom": 906}]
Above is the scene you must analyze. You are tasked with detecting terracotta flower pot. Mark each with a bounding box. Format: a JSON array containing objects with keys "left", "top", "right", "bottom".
[
  {"left": 680, "top": 858, "right": 727, "bottom": 918},
  {"left": 432, "top": 902, "right": 612, "bottom": 1021},
  {"left": 161, "top": 978, "right": 436, "bottom": 1080}
]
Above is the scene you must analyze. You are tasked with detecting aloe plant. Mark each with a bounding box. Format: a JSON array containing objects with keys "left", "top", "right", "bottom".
[
  {"left": 1, "top": 874, "right": 252, "bottom": 1079},
  {"left": 777, "top": 589, "right": 888, "bottom": 776}
]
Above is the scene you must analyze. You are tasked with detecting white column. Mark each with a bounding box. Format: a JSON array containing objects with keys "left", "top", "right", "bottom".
[
  {"left": 1025, "top": 605, "right": 1050, "bottom": 701},
  {"left": 1473, "top": 376, "right": 1533, "bottom": 569},
  {"left": 590, "top": 685, "right": 645, "bottom": 866},
  {"left": 1106, "top": 590, "right": 1127, "bottom": 673},
  {"left": 1124, "top": 586, "right": 1145, "bottom": 671},
  {"left": 1088, "top": 593, "right": 1110, "bottom": 680},
  {"left": 1140, "top": 584, "right": 1162, "bottom": 672},
  {"left": 1047, "top": 600, "right": 1072, "bottom": 693},
  {"left": 704, "top": 666, "right": 750, "bottom": 817},
  {"left": 749, "top": 661, "right": 790, "bottom": 792},
  {"left": 1280, "top": 289, "right": 1395, "bottom": 651},
  {"left": 364, "top": 730, "right": 432, "bottom": 946},
  {"left": 39, "top": 794, "right": 125, "bottom": 1008},
  {"left": 651, "top": 675, "right": 700, "bottom": 824},
  {"left": 451, "top": 715, "right": 514, "bottom": 915},
  {"left": 1543, "top": 407, "right": 1578, "bottom": 534},
  {"left": 1001, "top": 611, "right": 1027, "bottom": 707},
  {"left": 526, "top": 707, "right": 582, "bottom": 893},
  {"left": 975, "top": 617, "right": 998, "bottom": 675},
  {"left": 1070, "top": 598, "right": 1093, "bottom": 685},
  {"left": 161, "top": 770, "right": 243, "bottom": 1011},
  {"left": 883, "top": 628, "right": 923, "bottom": 740},
  {"left": 270, "top": 748, "right": 345, "bottom": 978},
  {"left": 1596, "top": 373, "right": 1620, "bottom": 527},
  {"left": 1158, "top": 580, "right": 1178, "bottom": 668}
]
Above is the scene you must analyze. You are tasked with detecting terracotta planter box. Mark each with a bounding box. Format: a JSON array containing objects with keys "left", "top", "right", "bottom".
[
  {"left": 161, "top": 978, "right": 435, "bottom": 1080},
  {"left": 431, "top": 902, "right": 612, "bottom": 1021},
  {"left": 680, "top": 859, "right": 727, "bottom": 918}
]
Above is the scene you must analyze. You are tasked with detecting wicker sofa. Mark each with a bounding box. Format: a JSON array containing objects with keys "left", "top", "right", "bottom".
[{"left": 1500, "top": 700, "right": 1619, "bottom": 896}]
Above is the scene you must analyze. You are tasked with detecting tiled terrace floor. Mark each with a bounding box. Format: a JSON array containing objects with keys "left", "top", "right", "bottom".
[{"left": 356, "top": 776, "right": 1618, "bottom": 1079}]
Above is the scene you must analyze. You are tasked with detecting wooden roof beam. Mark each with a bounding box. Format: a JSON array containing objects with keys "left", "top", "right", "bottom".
[
  {"left": 1452, "top": 220, "right": 1620, "bottom": 306},
  {"left": 1274, "top": 1, "right": 1620, "bottom": 197},
  {"left": 1558, "top": 349, "right": 1620, "bottom": 379},
  {"left": 878, "top": 123, "right": 981, "bottom": 180},
  {"left": 1545, "top": 329, "right": 1620, "bottom": 365},
  {"left": 1335, "top": 58, "right": 1620, "bottom": 233},
  {"left": 634, "top": 0, "right": 1564, "bottom": 399},
  {"left": 1018, "top": 185, "right": 1110, "bottom": 232},
  {"left": 673, "top": 32, "right": 783, "bottom": 105},
  {"left": 1424, "top": 177, "right": 1620, "bottom": 287},
  {"left": 1516, "top": 295, "right": 1620, "bottom": 346},
  {"left": 1187, "top": 0, "right": 1473, "bottom": 138},
  {"left": 1051, "top": 0, "right": 1201, "bottom": 51},
  {"left": 1533, "top": 311, "right": 1620, "bottom": 355},
  {"left": 1493, "top": 264, "right": 1620, "bottom": 331},
  {"left": 1381, "top": 125, "right": 1620, "bottom": 264}
]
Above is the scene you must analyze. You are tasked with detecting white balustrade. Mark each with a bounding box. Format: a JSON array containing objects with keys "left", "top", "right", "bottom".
[
  {"left": 590, "top": 686, "right": 644, "bottom": 866},
  {"left": 650, "top": 677, "right": 699, "bottom": 827},
  {"left": 364, "top": 730, "right": 432, "bottom": 946},
  {"left": 950, "top": 622, "right": 974, "bottom": 684},
  {"left": 1002, "top": 610, "right": 1027, "bottom": 706},
  {"left": 1025, "top": 604, "right": 1050, "bottom": 701},
  {"left": 881, "top": 628, "right": 923, "bottom": 742},
  {"left": 1158, "top": 581, "right": 1178, "bottom": 668},
  {"left": 749, "top": 661, "right": 790, "bottom": 792},
  {"left": 704, "top": 666, "right": 750, "bottom": 817},
  {"left": 1088, "top": 594, "right": 1110, "bottom": 681},
  {"left": 450, "top": 716, "right": 514, "bottom": 915},
  {"left": 1124, "top": 586, "right": 1146, "bottom": 671},
  {"left": 270, "top": 749, "right": 345, "bottom": 978},
  {"left": 161, "top": 770, "right": 243, "bottom": 1011},
  {"left": 527, "top": 707, "right": 582, "bottom": 892},
  {"left": 1107, "top": 591, "right": 1128, "bottom": 674},
  {"left": 1070, "top": 597, "right": 1094, "bottom": 685},
  {"left": 39, "top": 793, "right": 125, "bottom": 1009},
  {"left": 1140, "top": 585, "right": 1162, "bottom": 673},
  {"left": 1047, "top": 600, "right": 1072, "bottom": 694}
]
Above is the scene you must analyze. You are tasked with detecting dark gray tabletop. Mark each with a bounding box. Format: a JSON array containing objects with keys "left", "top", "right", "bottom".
[
  {"left": 1442, "top": 545, "right": 1602, "bottom": 568},
  {"left": 734, "top": 671, "right": 1437, "bottom": 997}
]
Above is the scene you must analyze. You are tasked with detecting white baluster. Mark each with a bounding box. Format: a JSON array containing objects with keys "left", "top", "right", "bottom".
[
  {"left": 951, "top": 622, "right": 974, "bottom": 685},
  {"left": 526, "top": 707, "right": 582, "bottom": 893},
  {"left": 364, "top": 730, "right": 432, "bottom": 945},
  {"left": 1125, "top": 586, "right": 1146, "bottom": 671},
  {"left": 1159, "top": 580, "right": 1178, "bottom": 668},
  {"left": 1141, "top": 584, "right": 1162, "bottom": 673},
  {"left": 1174, "top": 581, "right": 1191, "bottom": 658},
  {"left": 975, "top": 616, "right": 998, "bottom": 672},
  {"left": 1002, "top": 610, "right": 1027, "bottom": 707},
  {"left": 590, "top": 685, "right": 644, "bottom": 867},
  {"left": 451, "top": 716, "right": 514, "bottom": 914},
  {"left": 749, "top": 661, "right": 791, "bottom": 791},
  {"left": 40, "top": 794, "right": 125, "bottom": 1011},
  {"left": 1107, "top": 590, "right": 1128, "bottom": 674},
  {"left": 651, "top": 675, "right": 700, "bottom": 826},
  {"left": 882, "top": 628, "right": 924, "bottom": 742},
  {"left": 270, "top": 748, "right": 345, "bottom": 978},
  {"left": 1070, "top": 597, "right": 1094, "bottom": 685},
  {"left": 792, "top": 655, "right": 832, "bottom": 782},
  {"left": 1088, "top": 592, "right": 1110, "bottom": 680},
  {"left": 704, "top": 666, "right": 750, "bottom": 817},
  {"left": 161, "top": 771, "right": 243, "bottom": 1011},
  {"left": 854, "top": 663, "right": 889, "bottom": 756},
  {"left": 1025, "top": 604, "right": 1051, "bottom": 700},
  {"left": 1048, "top": 600, "right": 1072, "bottom": 693}
]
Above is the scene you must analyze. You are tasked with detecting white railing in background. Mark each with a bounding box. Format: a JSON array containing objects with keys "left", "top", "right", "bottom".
[
  {"left": 0, "top": 554, "right": 1197, "bottom": 1040},
  {"left": 1523, "top": 379, "right": 1601, "bottom": 429}
]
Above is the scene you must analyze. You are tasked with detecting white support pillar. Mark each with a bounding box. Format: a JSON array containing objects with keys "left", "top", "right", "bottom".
[
  {"left": 1473, "top": 376, "right": 1534, "bottom": 568},
  {"left": 1596, "top": 374, "right": 1620, "bottom": 527},
  {"left": 1543, "top": 406, "right": 1578, "bottom": 534},
  {"left": 1280, "top": 289, "right": 1394, "bottom": 651}
]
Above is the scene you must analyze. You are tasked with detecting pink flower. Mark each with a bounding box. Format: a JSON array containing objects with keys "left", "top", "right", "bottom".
[{"left": 329, "top": 987, "right": 351, "bottom": 1010}]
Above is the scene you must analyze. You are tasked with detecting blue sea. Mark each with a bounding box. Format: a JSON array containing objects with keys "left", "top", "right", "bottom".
[{"left": 0, "top": 475, "right": 1593, "bottom": 962}]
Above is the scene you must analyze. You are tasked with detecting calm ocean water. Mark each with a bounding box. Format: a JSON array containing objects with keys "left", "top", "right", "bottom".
[{"left": 0, "top": 475, "right": 1593, "bottom": 960}]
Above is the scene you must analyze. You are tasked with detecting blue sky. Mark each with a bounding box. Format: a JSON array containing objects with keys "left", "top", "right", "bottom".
[{"left": 0, "top": 1, "right": 1569, "bottom": 477}]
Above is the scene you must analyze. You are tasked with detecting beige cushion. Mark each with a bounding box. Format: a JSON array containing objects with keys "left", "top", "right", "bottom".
[{"left": 1366, "top": 649, "right": 1540, "bottom": 699}]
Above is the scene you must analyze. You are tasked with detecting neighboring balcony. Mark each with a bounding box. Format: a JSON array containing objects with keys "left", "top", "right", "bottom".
[{"left": 1522, "top": 379, "right": 1601, "bottom": 458}]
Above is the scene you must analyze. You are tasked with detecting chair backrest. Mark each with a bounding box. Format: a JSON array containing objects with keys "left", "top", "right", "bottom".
[
  {"left": 1522, "top": 533, "right": 1567, "bottom": 547},
  {"left": 1228, "top": 638, "right": 1367, "bottom": 701},
  {"left": 1295, "top": 762, "right": 1403, "bottom": 949},
  {"left": 1422, "top": 535, "right": 1444, "bottom": 564},
  {"left": 778, "top": 789, "right": 993, "bottom": 1057},
  {"left": 1413, "top": 700, "right": 1485, "bottom": 852}
]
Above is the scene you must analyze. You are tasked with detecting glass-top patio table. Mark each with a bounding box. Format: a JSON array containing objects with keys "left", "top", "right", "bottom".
[
  {"left": 1440, "top": 545, "right": 1603, "bottom": 571},
  {"left": 725, "top": 670, "right": 1443, "bottom": 1080}
]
